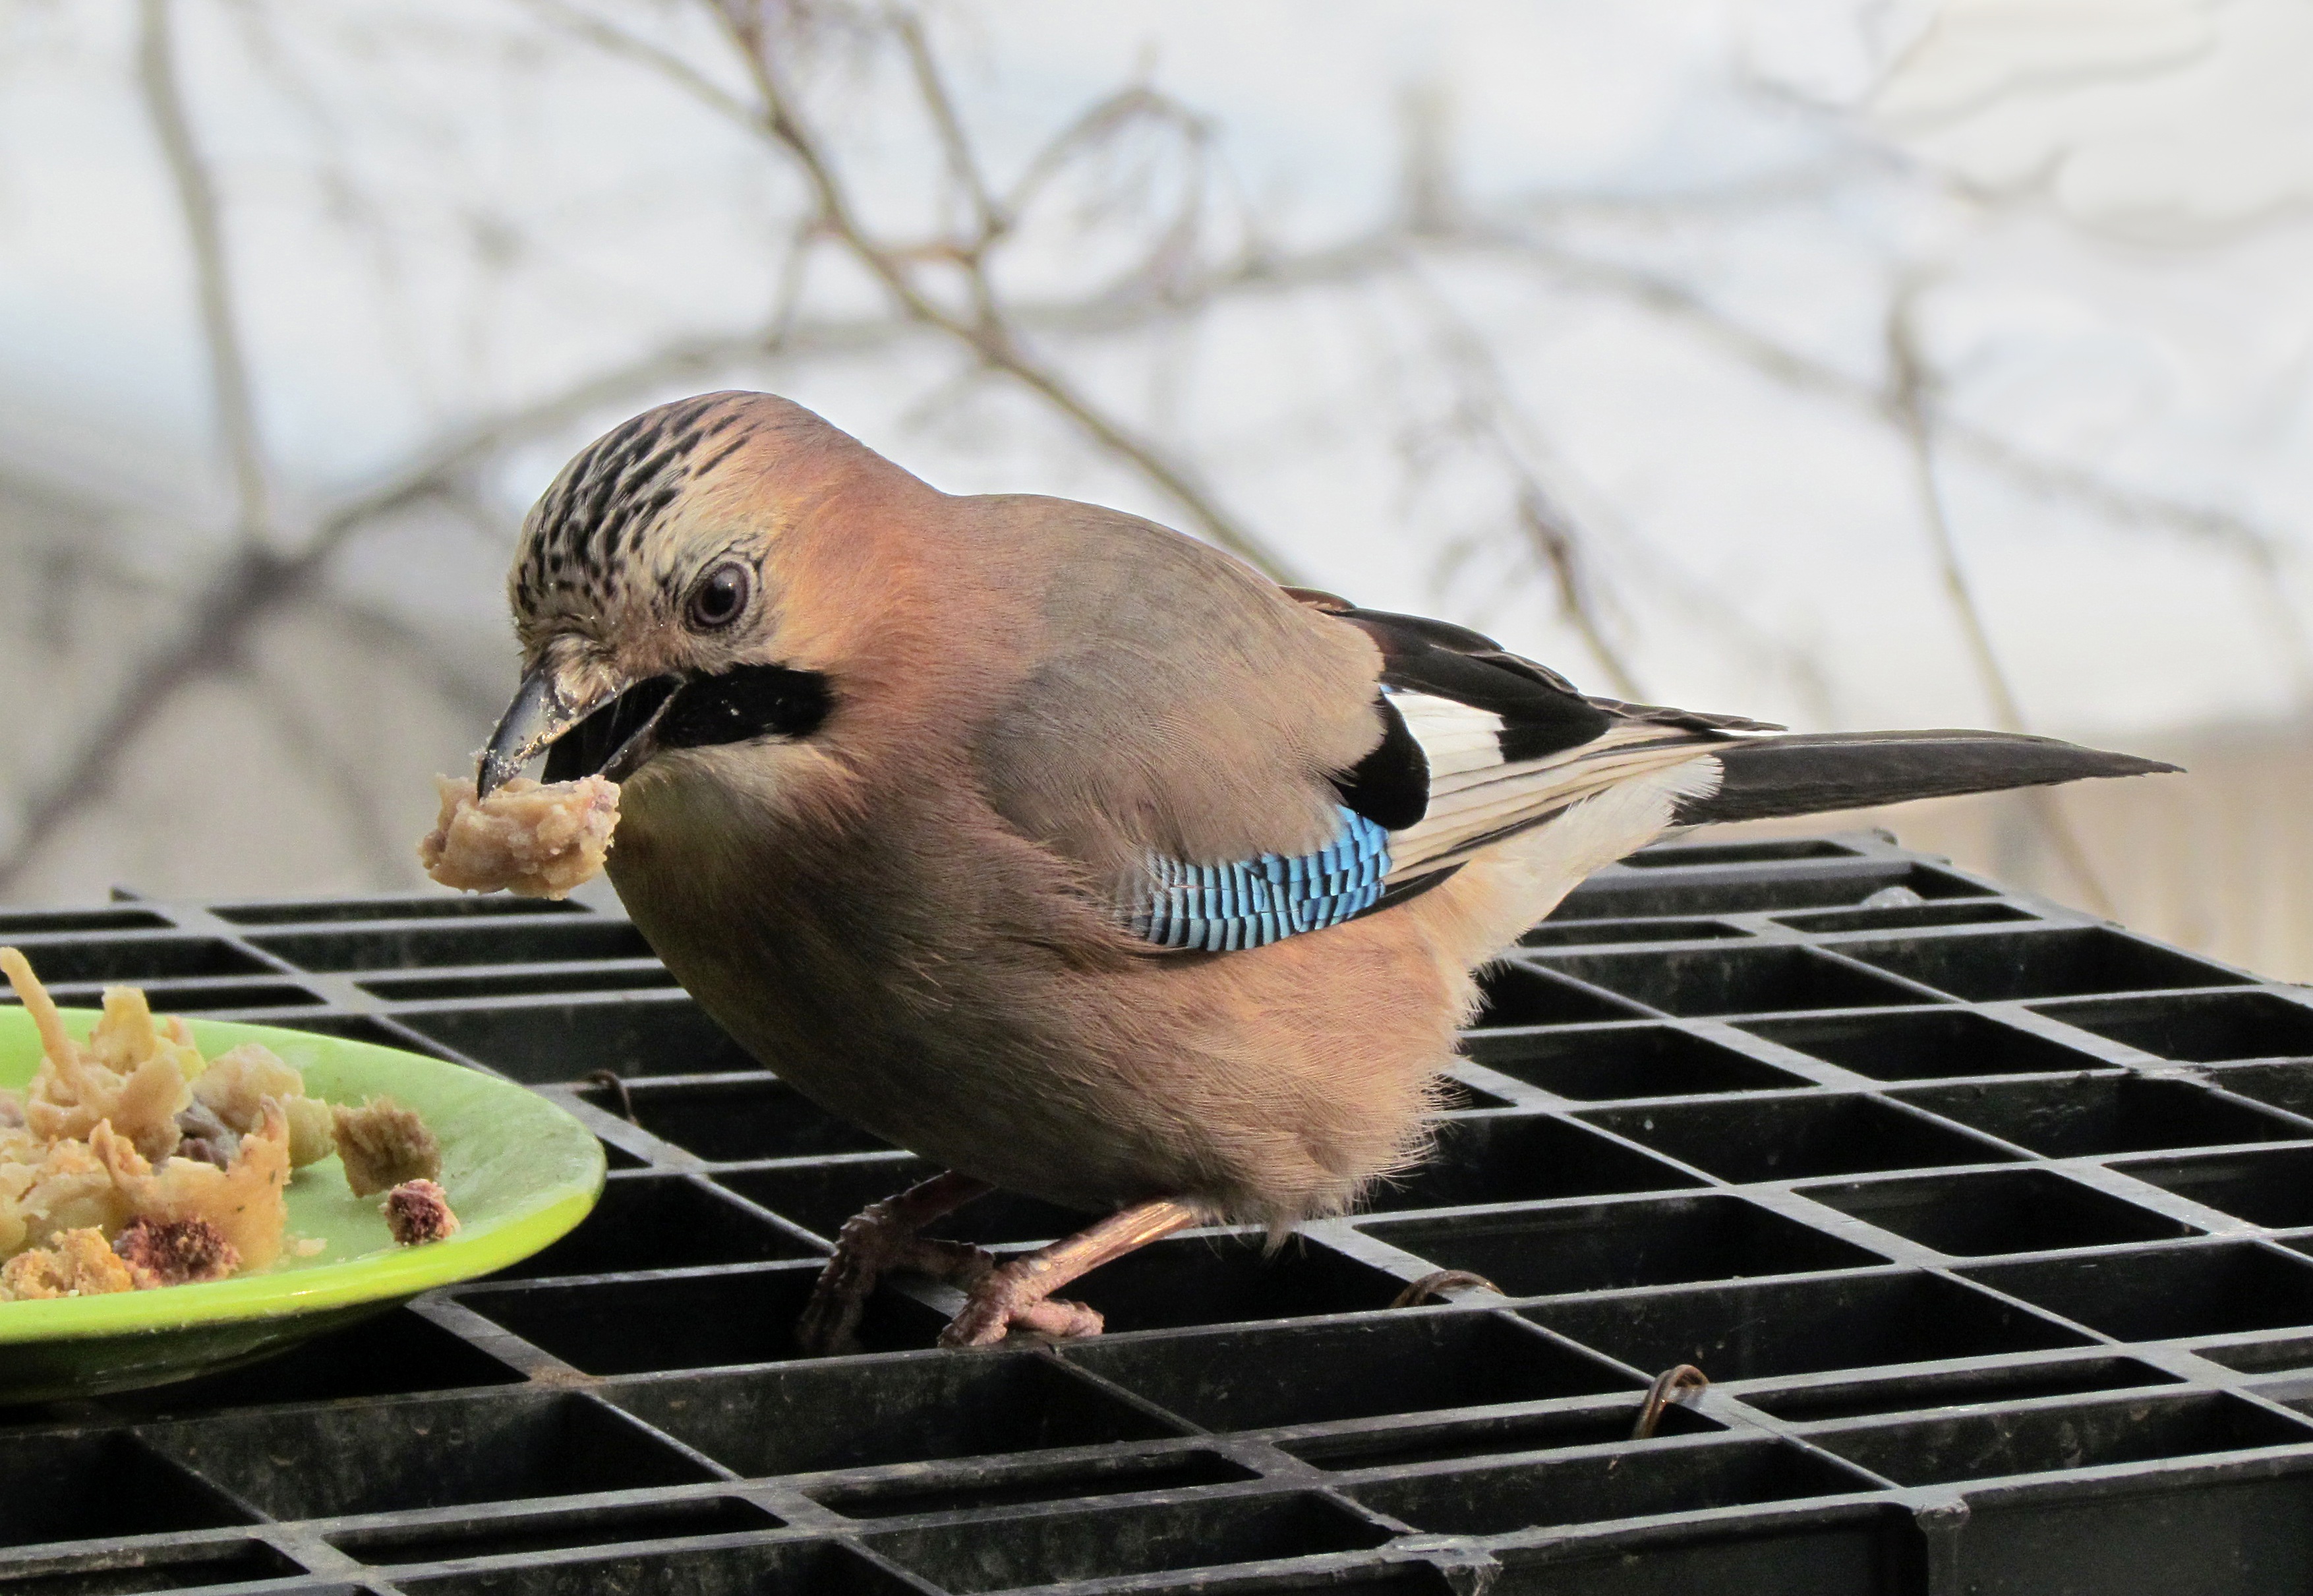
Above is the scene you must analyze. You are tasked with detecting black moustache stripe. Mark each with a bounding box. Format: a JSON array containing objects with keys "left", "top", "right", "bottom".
[
  {"left": 657, "top": 664, "right": 833, "bottom": 752},
  {"left": 544, "top": 665, "right": 833, "bottom": 782}
]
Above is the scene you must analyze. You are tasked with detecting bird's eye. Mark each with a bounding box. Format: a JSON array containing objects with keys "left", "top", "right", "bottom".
[{"left": 686, "top": 561, "right": 752, "bottom": 631}]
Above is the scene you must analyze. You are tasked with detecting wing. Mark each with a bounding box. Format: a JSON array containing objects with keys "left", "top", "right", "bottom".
[
  {"left": 964, "top": 504, "right": 1401, "bottom": 940},
  {"left": 1301, "top": 597, "right": 1772, "bottom": 886},
  {"left": 1109, "top": 587, "right": 2171, "bottom": 955},
  {"left": 1111, "top": 594, "right": 1769, "bottom": 953}
]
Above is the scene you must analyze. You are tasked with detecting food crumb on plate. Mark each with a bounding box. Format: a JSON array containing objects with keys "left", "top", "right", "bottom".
[
  {"left": 383, "top": 1179, "right": 459, "bottom": 1245},
  {"left": 0, "top": 1226, "right": 133, "bottom": 1299},
  {"left": 113, "top": 1216, "right": 241, "bottom": 1288},
  {"left": 3, "top": 947, "right": 459, "bottom": 1298},
  {"left": 332, "top": 1096, "right": 442, "bottom": 1198}
]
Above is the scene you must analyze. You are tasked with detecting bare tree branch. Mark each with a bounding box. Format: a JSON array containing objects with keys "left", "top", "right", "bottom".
[
  {"left": 1394, "top": 267, "right": 1647, "bottom": 695},
  {"left": 13, "top": 173, "right": 2279, "bottom": 896},
  {"left": 1889, "top": 292, "right": 2117, "bottom": 916},
  {"left": 0, "top": 325, "right": 766, "bottom": 893},
  {"left": 1493, "top": 226, "right": 2313, "bottom": 700},
  {"left": 891, "top": 7, "right": 1003, "bottom": 247},
  {"left": 1515, "top": 485, "right": 1645, "bottom": 699},
  {"left": 324, "top": 601, "right": 508, "bottom": 728},
  {"left": 529, "top": 0, "right": 1304, "bottom": 580},
  {"left": 0, "top": 547, "right": 296, "bottom": 896},
  {"left": 0, "top": 227, "right": 1388, "bottom": 893},
  {"left": 1002, "top": 82, "right": 1208, "bottom": 229},
  {"left": 137, "top": 0, "right": 271, "bottom": 544},
  {"left": 1888, "top": 291, "right": 2029, "bottom": 734},
  {"left": 233, "top": 653, "right": 407, "bottom": 883},
  {"left": 0, "top": 223, "right": 1429, "bottom": 889},
  {"left": 1952, "top": 430, "right": 2313, "bottom": 702},
  {"left": 728, "top": 1, "right": 1298, "bottom": 576}
]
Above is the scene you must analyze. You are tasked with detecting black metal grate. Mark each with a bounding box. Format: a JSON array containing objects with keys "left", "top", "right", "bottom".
[{"left": 9, "top": 832, "right": 2313, "bottom": 1593}]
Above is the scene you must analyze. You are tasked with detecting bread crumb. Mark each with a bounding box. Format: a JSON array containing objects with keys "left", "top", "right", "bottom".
[
  {"left": 383, "top": 1179, "right": 459, "bottom": 1245},
  {"left": 193, "top": 1044, "right": 334, "bottom": 1167},
  {"left": 94, "top": 1101, "right": 292, "bottom": 1270},
  {"left": 1, "top": 1133, "right": 131, "bottom": 1255},
  {"left": 418, "top": 775, "right": 618, "bottom": 899},
  {"left": 0, "top": 949, "right": 450, "bottom": 1297},
  {"left": 7, "top": 958, "right": 197, "bottom": 1163},
  {"left": 332, "top": 1096, "right": 442, "bottom": 1198},
  {"left": 0, "top": 1227, "right": 135, "bottom": 1299},
  {"left": 113, "top": 1216, "right": 241, "bottom": 1289}
]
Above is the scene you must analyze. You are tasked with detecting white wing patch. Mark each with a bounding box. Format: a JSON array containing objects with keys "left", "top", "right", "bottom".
[
  {"left": 1383, "top": 690, "right": 1722, "bottom": 881},
  {"left": 1386, "top": 692, "right": 1505, "bottom": 780}
]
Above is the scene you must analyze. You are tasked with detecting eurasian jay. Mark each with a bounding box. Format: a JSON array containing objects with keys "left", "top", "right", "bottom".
[{"left": 470, "top": 390, "right": 2175, "bottom": 1350}]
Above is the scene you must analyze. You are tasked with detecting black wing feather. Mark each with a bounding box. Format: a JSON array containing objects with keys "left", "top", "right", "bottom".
[
  {"left": 1333, "top": 606, "right": 1613, "bottom": 756},
  {"left": 1330, "top": 695, "right": 1430, "bottom": 829},
  {"left": 1289, "top": 593, "right": 2176, "bottom": 890}
]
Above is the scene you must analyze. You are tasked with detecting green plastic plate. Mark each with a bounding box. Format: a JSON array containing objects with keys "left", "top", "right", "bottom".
[{"left": 0, "top": 1008, "right": 604, "bottom": 1403}]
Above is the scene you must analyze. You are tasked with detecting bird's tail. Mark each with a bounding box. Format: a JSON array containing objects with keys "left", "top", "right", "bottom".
[{"left": 1671, "top": 730, "right": 2179, "bottom": 827}]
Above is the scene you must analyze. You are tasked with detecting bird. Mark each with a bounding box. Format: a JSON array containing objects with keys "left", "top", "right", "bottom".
[{"left": 471, "top": 389, "right": 2178, "bottom": 1351}]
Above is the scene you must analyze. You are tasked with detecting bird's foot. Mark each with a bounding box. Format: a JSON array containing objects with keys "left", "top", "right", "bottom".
[
  {"left": 938, "top": 1256, "right": 1105, "bottom": 1347},
  {"left": 932, "top": 1196, "right": 1204, "bottom": 1348},
  {"left": 796, "top": 1171, "right": 992, "bottom": 1356},
  {"left": 796, "top": 1205, "right": 902, "bottom": 1357}
]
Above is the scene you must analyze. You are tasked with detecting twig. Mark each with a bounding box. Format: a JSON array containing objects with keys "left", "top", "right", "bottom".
[
  {"left": 1631, "top": 1364, "right": 1707, "bottom": 1440},
  {"left": 325, "top": 600, "right": 508, "bottom": 729},
  {"left": 0, "top": 226, "right": 1429, "bottom": 894},
  {"left": 723, "top": 1, "right": 1291, "bottom": 576},
  {"left": 584, "top": 1069, "right": 641, "bottom": 1123},
  {"left": 1002, "top": 82, "right": 1208, "bottom": 228},
  {"left": 18, "top": 5, "right": 2287, "bottom": 910},
  {"left": 11, "top": 0, "right": 308, "bottom": 895},
  {"left": 559, "top": 0, "right": 1305, "bottom": 581},
  {"left": 1888, "top": 293, "right": 2116, "bottom": 916},
  {"left": 1388, "top": 1269, "right": 1500, "bottom": 1307},
  {"left": 891, "top": 7, "right": 1003, "bottom": 247},
  {"left": 1517, "top": 485, "right": 1645, "bottom": 699},
  {"left": 137, "top": 0, "right": 270, "bottom": 545},
  {"left": 1955, "top": 431, "right": 2313, "bottom": 704},
  {"left": 1397, "top": 270, "right": 1647, "bottom": 695},
  {"left": 235, "top": 655, "right": 407, "bottom": 883},
  {"left": 0, "top": 547, "right": 303, "bottom": 897},
  {"left": 1498, "top": 227, "right": 2313, "bottom": 699},
  {"left": 0, "top": 327, "right": 758, "bottom": 895},
  {"left": 1888, "top": 295, "right": 2029, "bottom": 734}
]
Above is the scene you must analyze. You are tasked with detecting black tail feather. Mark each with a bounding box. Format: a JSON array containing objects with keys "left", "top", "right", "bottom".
[{"left": 1674, "top": 730, "right": 2181, "bottom": 827}]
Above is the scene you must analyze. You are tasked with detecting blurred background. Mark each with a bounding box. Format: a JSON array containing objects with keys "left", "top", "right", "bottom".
[{"left": 4, "top": 0, "right": 2311, "bottom": 974}]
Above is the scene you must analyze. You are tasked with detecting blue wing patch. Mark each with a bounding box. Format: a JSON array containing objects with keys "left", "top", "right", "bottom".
[{"left": 1127, "top": 806, "right": 1391, "bottom": 951}]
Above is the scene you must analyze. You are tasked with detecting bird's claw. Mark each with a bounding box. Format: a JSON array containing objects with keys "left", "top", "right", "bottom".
[
  {"left": 797, "top": 1208, "right": 894, "bottom": 1356},
  {"left": 937, "top": 1257, "right": 1105, "bottom": 1347},
  {"left": 798, "top": 1208, "right": 1002, "bottom": 1355}
]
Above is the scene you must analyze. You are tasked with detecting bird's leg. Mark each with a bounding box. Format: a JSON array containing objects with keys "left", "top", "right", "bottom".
[
  {"left": 797, "top": 1169, "right": 993, "bottom": 1355},
  {"left": 939, "top": 1198, "right": 1203, "bottom": 1348}
]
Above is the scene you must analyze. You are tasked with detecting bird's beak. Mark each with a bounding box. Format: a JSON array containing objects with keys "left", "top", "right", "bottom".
[
  {"left": 478, "top": 666, "right": 603, "bottom": 798},
  {"left": 476, "top": 665, "right": 679, "bottom": 798}
]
